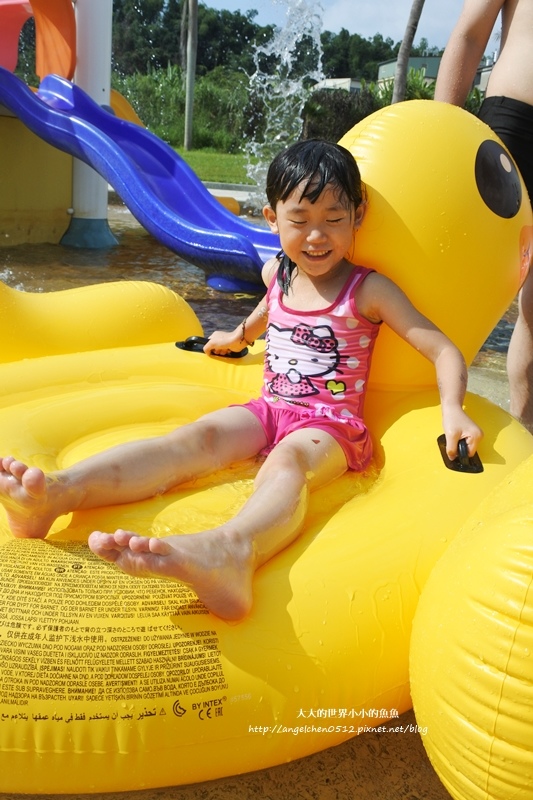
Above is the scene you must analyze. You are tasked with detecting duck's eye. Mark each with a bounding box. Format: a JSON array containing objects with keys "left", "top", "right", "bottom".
[{"left": 475, "top": 139, "right": 522, "bottom": 219}]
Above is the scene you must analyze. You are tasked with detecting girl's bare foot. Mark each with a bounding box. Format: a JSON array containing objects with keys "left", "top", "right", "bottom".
[
  {"left": 0, "top": 457, "right": 60, "bottom": 538},
  {"left": 88, "top": 528, "right": 255, "bottom": 621}
]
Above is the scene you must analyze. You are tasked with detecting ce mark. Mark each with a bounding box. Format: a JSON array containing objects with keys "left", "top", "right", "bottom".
[{"left": 198, "top": 707, "right": 212, "bottom": 720}]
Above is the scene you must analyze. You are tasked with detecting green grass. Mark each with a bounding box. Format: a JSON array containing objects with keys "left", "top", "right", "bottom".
[{"left": 175, "top": 148, "right": 256, "bottom": 185}]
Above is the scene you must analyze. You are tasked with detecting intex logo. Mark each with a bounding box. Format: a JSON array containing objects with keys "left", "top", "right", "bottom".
[{"left": 172, "top": 699, "right": 186, "bottom": 717}]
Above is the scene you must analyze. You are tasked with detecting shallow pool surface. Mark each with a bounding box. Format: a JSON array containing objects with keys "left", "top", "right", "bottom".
[
  {"left": 0, "top": 202, "right": 516, "bottom": 370},
  {"left": 0, "top": 204, "right": 260, "bottom": 335}
]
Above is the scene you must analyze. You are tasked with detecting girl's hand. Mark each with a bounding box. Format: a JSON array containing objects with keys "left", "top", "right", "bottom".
[
  {"left": 203, "top": 330, "right": 246, "bottom": 357},
  {"left": 442, "top": 406, "right": 484, "bottom": 460},
  {"left": 204, "top": 295, "right": 268, "bottom": 357}
]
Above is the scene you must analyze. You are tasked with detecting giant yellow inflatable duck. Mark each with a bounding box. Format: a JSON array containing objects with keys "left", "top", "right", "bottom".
[
  {"left": 411, "top": 452, "right": 533, "bottom": 800},
  {"left": 0, "top": 101, "right": 531, "bottom": 794}
]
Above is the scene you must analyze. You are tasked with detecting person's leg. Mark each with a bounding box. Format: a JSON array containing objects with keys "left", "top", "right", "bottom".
[
  {"left": 478, "top": 97, "right": 533, "bottom": 429},
  {"left": 508, "top": 273, "right": 533, "bottom": 430},
  {"left": 0, "top": 406, "right": 267, "bottom": 539},
  {"left": 89, "top": 427, "right": 348, "bottom": 620}
]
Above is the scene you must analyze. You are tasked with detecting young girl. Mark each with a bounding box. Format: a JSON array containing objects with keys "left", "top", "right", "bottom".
[{"left": 0, "top": 140, "right": 483, "bottom": 620}]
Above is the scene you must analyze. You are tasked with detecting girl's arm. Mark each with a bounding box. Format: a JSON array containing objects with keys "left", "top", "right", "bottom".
[
  {"left": 357, "top": 273, "right": 484, "bottom": 458},
  {"left": 203, "top": 259, "right": 276, "bottom": 355}
]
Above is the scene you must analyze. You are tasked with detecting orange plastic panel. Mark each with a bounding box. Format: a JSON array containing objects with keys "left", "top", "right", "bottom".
[
  {"left": 0, "top": 1, "right": 33, "bottom": 72},
  {"left": 31, "top": 0, "right": 76, "bottom": 80}
]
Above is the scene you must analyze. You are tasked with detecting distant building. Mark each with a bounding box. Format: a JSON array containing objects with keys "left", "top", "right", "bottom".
[
  {"left": 378, "top": 55, "right": 442, "bottom": 84},
  {"left": 313, "top": 52, "right": 498, "bottom": 98},
  {"left": 377, "top": 53, "right": 498, "bottom": 94},
  {"left": 475, "top": 55, "right": 498, "bottom": 94},
  {"left": 313, "top": 77, "right": 362, "bottom": 94}
]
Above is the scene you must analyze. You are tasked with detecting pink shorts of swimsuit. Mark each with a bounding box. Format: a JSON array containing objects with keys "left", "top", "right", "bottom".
[{"left": 239, "top": 397, "right": 373, "bottom": 472}]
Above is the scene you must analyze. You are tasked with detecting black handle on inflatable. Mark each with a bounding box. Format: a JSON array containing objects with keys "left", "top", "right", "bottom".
[
  {"left": 175, "top": 335, "right": 248, "bottom": 359},
  {"left": 437, "top": 434, "right": 483, "bottom": 473}
]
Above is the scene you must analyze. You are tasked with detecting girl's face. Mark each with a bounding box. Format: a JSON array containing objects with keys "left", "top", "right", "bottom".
[{"left": 263, "top": 183, "right": 364, "bottom": 280}]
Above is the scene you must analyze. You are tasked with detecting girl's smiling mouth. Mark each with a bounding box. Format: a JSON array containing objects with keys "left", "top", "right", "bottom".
[{"left": 305, "top": 250, "right": 331, "bottom": 258}]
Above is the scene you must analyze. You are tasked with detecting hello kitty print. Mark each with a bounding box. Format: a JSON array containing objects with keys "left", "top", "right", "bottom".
[
  {"left": 263, "top": 267, "right": 380, "bottom": 421},
  {"left": 266, "top": 323, "right": 340, "bottom": 398}
]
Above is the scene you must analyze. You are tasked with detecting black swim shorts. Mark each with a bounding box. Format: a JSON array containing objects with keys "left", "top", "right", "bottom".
[{"left": 479, "top": 95, "right": 533, "bottom": 199}]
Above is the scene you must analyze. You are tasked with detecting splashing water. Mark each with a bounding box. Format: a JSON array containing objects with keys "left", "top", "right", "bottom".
[{"left": 244, "top": 0, "right": 325, "bottom": 211}]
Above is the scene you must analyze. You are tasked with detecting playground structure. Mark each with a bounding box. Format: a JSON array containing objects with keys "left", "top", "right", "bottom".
[
  {"left": 1, "top": 0, "right": 71, "bottom": 245},
  {"left": 0, "top": 68, "right": 278, "bottom": 290},
  {"left": 0, "top": 0, "right": 76, "bottom": 79},
  {"left": 0, "top": 0, "right": 118, "bottom": 247},
  {"left": 0, "top": 0, "right": 279, "bottom": 291}
]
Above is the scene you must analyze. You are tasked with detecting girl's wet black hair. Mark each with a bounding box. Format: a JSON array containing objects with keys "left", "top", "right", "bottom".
[{"left": 265, "top": 139, "right": 365, "bottom": 294}]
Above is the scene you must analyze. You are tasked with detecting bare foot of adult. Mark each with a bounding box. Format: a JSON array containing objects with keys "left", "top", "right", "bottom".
[
  {"left": 88, "top": 528, "right": 255, "bottom": 621},
  {"left": 0, "top": 457, "right": 61, "bottom": 538}
]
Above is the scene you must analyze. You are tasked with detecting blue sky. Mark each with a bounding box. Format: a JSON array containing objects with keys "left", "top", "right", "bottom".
[{"left": 205, "top": 0, "right": 501, "bottom": 55}]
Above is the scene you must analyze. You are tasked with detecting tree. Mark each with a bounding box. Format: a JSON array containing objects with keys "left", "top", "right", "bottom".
[
  {"left": 157, "top": 0, "right": 183, "bottom": 68},
  {"left": 184, "top": 0, "right": 198, "bottom": 150},
  {"left": 320, "top": 29, "right": 399, "bottom": 81},
  {"left": 392, "top": 0, "right": 426, "bottom": 103},
  {"left": 16, "top": 17, "right": 37, "bottom": 85},
  {"left": 302, "top": 86, "right": 381, "bottom": 141},
  {"left": 112, "top": 0, "right": 165, "bottom": 73},
  {"left": 379, "top": 67, "right": 435, "bottom": 104},
  {"left": 321, "top": 28, "right": 352, "bottom": 77},
  {"left": 111, "top": 1, "right": 271, "bottom": 76}
]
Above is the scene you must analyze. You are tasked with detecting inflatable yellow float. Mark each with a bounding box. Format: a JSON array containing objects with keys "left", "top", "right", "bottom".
[
  {"left": 410, "top": 453, "right": 533, "bottom": 800},
  {"left": 0, "top": 101, "right": 532, "bottom": 794},
  {"left": 0, "top": 278, "right": 201, "bottom": 364}
]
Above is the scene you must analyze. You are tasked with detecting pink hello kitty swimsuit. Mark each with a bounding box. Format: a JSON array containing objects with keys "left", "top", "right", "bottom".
[{"left": 241, "top": 266, "right": 380, "bottom": 471}]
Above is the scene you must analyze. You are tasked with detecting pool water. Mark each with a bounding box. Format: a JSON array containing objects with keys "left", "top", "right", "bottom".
[
  {"left": 0, "top": 200, "right": 516, "bottom": 373},
  {"left": 0, "top": 203, "right": 260, "bottom": 336}
]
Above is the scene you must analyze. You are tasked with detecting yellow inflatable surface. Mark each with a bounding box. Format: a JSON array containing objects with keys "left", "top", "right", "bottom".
[
  {"left": 340, "top": 101, "right": 532, "bottom": 391},
  {"left": 410, "top": 454, "right": 533, "bottom": 800},
  {"left": 0, "top": 101, "right": 532, "bottom": 793},
  {"left": 0, "top": 279, "right": 201, "bottom": 363},
  {"left": 0, "top": 337, "right": 531, "bottom": 794}
]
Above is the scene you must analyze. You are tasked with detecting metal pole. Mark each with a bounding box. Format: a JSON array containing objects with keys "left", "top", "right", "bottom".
[{"left": 61, "top": 0, "right": 117, "bottom": 247}]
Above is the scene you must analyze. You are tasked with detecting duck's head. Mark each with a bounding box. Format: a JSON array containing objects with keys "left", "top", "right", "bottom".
[{"left": 339, "top": 100, "right": 533, "bottom": 391}]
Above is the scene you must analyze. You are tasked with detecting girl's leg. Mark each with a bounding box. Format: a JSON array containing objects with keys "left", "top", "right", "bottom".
[
  {"left": 0, "top": 406, "right": 267, "bottom": 539},
  {"left": 89, "top": 427, "right": 348, "bottom": 620}
]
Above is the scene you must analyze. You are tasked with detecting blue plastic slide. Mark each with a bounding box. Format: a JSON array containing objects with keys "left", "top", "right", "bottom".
[{"left": 0, "top": 68, "right": 280, "bottom": 292}]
